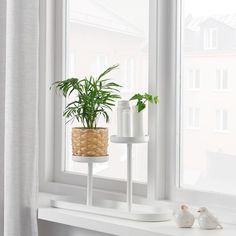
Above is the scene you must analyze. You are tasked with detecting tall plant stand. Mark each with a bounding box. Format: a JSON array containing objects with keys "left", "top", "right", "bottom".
[
  {"left": 110, "top": 135, "right": 149, "bottom": 212},
  {"left": 51, "top": 138, "right": 171, "bottom": 222}
]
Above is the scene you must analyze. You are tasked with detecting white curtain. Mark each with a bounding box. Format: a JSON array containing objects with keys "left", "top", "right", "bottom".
[{"left": 0, "top": 0, "right": 39, "bottom": 235}]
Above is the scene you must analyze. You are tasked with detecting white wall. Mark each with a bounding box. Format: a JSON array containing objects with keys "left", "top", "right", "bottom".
[{"left": 38, "top": 220, "right": 113, "bottom": 236}]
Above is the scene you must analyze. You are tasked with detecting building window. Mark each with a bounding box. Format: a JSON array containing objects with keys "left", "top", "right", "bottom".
[
  {"left": 186, "top": 107, "right": 200, "bottom": 129},
  {"left": 215, "top": 109, "right": 228, "bottom": 131},
  {"left": 123, "top": 58, "right": 135, "bottom": 91},
  {"left": 204, "top": 28, "right": 217, "bottom": 50},
  {"left": 179, "top": 0, "right": 236, "bottom": 197},
  {"left": 68, "top": 51, "right": 76, "bottom": 77},
  {"left": 216, "top": 69, "right": 228, "bottom": 90},
  {"left": 186, "top": 68, "right": 200, "bottom": 90},
  {"left": 96, "top": 54, "right": 109, "bottom": 75}
]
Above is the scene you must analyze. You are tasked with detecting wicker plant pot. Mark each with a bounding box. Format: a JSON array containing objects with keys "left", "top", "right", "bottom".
[{"left": 72, "top": 127, "right": 108, "bottom": 157}]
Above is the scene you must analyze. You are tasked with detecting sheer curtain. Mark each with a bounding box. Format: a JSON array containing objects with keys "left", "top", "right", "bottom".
[{"left": 0, "top": 0, "right": 39, "bottom": 235}]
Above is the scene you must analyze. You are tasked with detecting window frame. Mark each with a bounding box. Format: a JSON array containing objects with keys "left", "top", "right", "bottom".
[
  {"left": 39, "top": 0, "right": 236, "bottom": 212},
  {"left": 215, "top": 109, "right": 229, "bottom": 132},
  {"left": 166, "top": 0, "right": 236, "bottom": 209},
  {"left": 186, "top": 107, "right": 200, "bottom": 130},
  {"left": 204, "top": 27, "right": 218, "bottom": 50},
  {"left": 39, "top": 0, "right": 164, "bottom": 199},
  {"left": 186, "top": 68, "right": 200, "bottom": 91},
  {"left": 215, "top": 68, "right": 229, "bottom": 91}
]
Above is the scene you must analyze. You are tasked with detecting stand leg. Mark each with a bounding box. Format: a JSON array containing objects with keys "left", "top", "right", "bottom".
[
  {"left": 87, "top": 162, "right": 93, "bottom": 206},
  {"left": 127, "top": 143, "right": 132, "bottom": 212}
]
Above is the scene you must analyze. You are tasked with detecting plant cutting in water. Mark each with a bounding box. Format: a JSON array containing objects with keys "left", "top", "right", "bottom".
[{"left": 130, "top": 93, "right": 159, "bottom": 112}]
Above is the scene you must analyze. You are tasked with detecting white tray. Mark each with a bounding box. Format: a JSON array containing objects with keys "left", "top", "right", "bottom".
[{"left": 51, "top": 198, "right": 172, "bottom": 222}]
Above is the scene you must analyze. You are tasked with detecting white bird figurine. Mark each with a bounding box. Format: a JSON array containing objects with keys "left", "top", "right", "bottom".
[
  {"left": 173, "top": 204, "right": 195, "bottom": 228},
  {"left": 197, "top": 207, "right": 223, "bottom": 230}
]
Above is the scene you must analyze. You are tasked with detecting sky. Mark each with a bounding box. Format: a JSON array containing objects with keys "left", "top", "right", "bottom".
[
  {"left": 184, "top": 0, "right": 236, "bottom": 17},
  {"left": 97, "top": 0, "right": 149, "bottom": 31},
  {"left": 69, "top": 0, "right": 149, "bottom": 33}
]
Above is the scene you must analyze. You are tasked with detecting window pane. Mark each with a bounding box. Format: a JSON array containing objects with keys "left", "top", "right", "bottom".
[
  {"left": 64, "top": 0, "right": 149, "bottom": 182},
  {"left": 180, "top": 0, "right": 236, "bottom": 194}
]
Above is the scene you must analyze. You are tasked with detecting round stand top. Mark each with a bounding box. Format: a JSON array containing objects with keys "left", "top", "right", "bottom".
[
  {"left": 72, "top": 155, "right": 109, "bottom": 163},
  {"left": 110, "top": 135, "right": 149, "bottom": 144}
]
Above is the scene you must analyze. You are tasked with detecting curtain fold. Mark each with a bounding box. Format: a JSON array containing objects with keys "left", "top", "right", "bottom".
[{"left": 0, "top": 0, "right": 39, "bottom": 235}]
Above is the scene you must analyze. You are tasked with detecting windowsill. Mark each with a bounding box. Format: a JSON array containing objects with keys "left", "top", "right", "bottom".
[
  {"left": 38, "top": 207, "right": 236, "bottom": 236},
  {"left": 38, "top": 193, "right": 236, "bottom": 236}
]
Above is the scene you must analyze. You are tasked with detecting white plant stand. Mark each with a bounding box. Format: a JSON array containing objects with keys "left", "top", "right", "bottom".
[
  {"left": 110, "top": 135, "right": 149, "bottom": 212},
  {"left": 51, "top": 137, "right": 172, "bottom": 221},
  {"left": 72, "top": 155, "right": 109, "bottom": 206}
]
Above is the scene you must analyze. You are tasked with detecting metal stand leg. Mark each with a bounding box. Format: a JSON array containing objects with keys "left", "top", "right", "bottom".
[
  {"left": 127, "top": 143, "right": 132, "bottom": 212},
  {"left": 87, "top": 162, "right": 93, "bottom": 206}
]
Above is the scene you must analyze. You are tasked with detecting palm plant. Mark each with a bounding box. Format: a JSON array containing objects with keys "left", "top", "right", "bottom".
[{"left": 52, "top": 64, "right": 122, "bottom": 129}]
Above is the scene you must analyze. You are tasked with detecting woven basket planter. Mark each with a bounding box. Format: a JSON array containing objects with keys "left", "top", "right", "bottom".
[{"left": 72, "top": 127, "right": 108, "bottom": 157}]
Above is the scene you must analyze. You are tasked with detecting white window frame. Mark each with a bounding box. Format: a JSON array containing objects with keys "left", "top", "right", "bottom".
[
  {"left": 186, "top": 107, "right": 200, "bottom": 129},
  {"left": 215, "top": 109, "right": 228, "bottom": 132},
  {"left": 39, "top": 0, "right": 165, "bottom": 200},
  {"left": 96, "top": 54, "right": 109, "bottom": 75},
  {"left": 167, "top": 0, "right": 236, "bottom": 210},
  {"left": 215, "top": 68, "right": 228, "bottom": 91},
  {"left": 122, "top": 57, "right": 135, "bottom": 92},
  {"left": 186, "top": 68, "right": 200, "bottom": 90},
  {"left": 204, "top": 27, "right": 218, "bottom": 50},
  {"left": 39, "top": 0, "right": 236, "bottom": 215}
]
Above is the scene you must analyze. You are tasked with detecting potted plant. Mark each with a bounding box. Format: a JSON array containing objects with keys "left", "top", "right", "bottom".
[
  {"left": 52, "top": 64, "right": 122, "bottom": 157},
  {"left": 129, "top": 93, "right": 158, "bottom": 137}
]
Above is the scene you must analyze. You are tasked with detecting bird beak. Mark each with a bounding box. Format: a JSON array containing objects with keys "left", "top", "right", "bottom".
[{"left": 197, "top": 210, "right": 200, "bottom": 213}]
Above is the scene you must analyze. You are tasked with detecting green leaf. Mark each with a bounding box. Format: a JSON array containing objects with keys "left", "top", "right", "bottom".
[
  {"left": 98, "top": 64, "right": 119, "bottom": 80},
  {"left": 144, "top": 93, "right": 153, "bottom": 103},
  {"left": 154, "top": 96, "right": 159, "bottom": 104},
  {"left": 51, "top": 65, "right": 122, "bottom": 128},
  {"left": 129, "top": 93, "right": 159, "bottom": 112},
  {"left": 129, "top": 93, "right": 143, "bottom": 101},
  {"left": 137, "top": 101, "right": 146, "bottom": 112}
]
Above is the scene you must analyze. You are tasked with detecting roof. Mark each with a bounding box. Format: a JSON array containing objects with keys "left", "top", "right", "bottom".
[
  {"left": 186, "top": 14, "right": 236, "bottom": 31},
  {"left": 69, "top": 0, "right": 144, "bottom": 38}
]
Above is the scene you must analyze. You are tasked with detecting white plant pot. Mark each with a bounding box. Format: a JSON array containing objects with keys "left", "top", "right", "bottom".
[{"left": 117, "top": 100, "right": 131, "bottom": 137}]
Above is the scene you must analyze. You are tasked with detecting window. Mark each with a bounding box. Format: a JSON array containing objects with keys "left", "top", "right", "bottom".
[
  {"left": 215, "top": 109, "right": 228, "bottom": 131},
  {"left": 186, "top": 68, "right": 200, "bottom": 90},
  {"left": 178, "top": 0, "right": 236, "bottom": 196},
  {"left": 123, "top": 58, "right": 135, "bottom": 91},
  {"left": 96, "top": 54, "right": 109, "bottom": 74},
  {"left": 63, "top": 0, "right": 150, "bottom": 184},
  {"left": 204, "top": 28, "right": 217, "bottom": 50},
  {"left": 68, "top": 51, "right": 76, "bottom": 77},
  {"left": 39, "top": 0, "right": 236, "bottom": 213},
  {"left": 186, "top": 107, "right": 200, "bottom": 129},
  {"left": 216, "top": 69, "right": 228, "bottom": 90}
]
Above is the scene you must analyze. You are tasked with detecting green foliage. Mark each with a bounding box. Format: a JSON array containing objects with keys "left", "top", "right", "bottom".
[
  {"left": 51, "top": 64, "right": 122, "bottom": 128},
  {"left": 130, "top": 93, "right": 159, "bottom": 112}
]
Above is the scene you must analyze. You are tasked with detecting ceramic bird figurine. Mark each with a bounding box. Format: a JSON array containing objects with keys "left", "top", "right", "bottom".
[
  {"left": 197, "top": 207, "right": 223, "bottom": 230},
  {"left": 173, "top": 204, "right": 195, "bottom": 228}
]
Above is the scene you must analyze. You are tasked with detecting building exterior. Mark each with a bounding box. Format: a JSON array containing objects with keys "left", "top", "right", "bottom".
[
  {"left": 65, "top": 0, "right": 149, "bottom": 182},
  {"left": 182, "top": 14, "right": 236, "bottom": 193}
]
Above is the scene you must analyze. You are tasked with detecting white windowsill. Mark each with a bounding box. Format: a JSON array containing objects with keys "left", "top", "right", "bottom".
[
  {"left": 38, "top": 207, "right": 236, "bottom": 236},
  {"left": 38, "top": 193, "right": 236, "bottom": 236}
]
